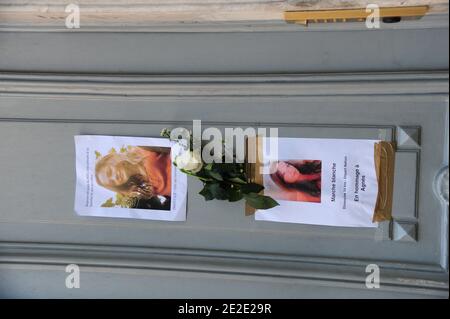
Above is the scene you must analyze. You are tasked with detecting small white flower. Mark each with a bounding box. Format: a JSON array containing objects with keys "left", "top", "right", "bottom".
[{"left": 175, "top": 150, "right": 203, "bottom": 173}]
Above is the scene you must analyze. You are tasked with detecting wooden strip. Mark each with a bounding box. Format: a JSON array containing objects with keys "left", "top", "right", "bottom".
[{"left": 285, "top": 6, "right": 429, "bottom": 23}]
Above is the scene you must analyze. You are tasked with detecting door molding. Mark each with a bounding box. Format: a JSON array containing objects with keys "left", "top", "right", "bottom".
[
  {"left": 0, "top": 241, "right": 448, "bottom": 297},
  {"left": 0, "top": 71, "right": 448, "bottom": 98}
]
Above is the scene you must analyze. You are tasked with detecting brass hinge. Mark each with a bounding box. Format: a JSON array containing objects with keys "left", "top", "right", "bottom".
[{"left": 284, "top": 6, "right": 429, "bottom": 25}]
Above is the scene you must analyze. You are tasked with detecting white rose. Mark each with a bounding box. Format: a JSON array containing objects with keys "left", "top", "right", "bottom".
[{"left": 175, "top": 151, "right": 203, "bottom": 173}]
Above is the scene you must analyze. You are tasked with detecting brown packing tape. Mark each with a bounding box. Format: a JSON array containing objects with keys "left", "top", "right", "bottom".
[
  {"left": 245, "top": 138, "right": 396, "bottom": 223},
  {"left": 245, "top": 135, "right": 263, "bottom": 216},
  {"left": 373, "top": 141, "right": 396, "bottom": 222},
  {"left": 244, "top": 136, "right": 252, "bottom": 215}
]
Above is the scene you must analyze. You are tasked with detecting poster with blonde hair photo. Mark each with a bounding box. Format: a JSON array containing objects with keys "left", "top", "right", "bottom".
[{"left": 74, "top": 135, "right": 187, "bottom": 221}]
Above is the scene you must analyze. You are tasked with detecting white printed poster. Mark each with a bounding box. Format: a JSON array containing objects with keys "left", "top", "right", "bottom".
[
  {"left": 74, "top": 135, "right": 187, "bottom": 221},
  {"left": 255, "top": 137, "right": 380, "bottom": 227}
]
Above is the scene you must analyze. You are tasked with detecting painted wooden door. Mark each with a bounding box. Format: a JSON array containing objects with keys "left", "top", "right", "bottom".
[{"left": 0, "top": 16, "right": 448, "bottom": 298}]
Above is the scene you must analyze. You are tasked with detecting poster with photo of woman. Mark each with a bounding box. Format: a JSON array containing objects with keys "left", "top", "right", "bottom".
[{"left": 74, "top": 135, "right": 187, "bottom": 221}]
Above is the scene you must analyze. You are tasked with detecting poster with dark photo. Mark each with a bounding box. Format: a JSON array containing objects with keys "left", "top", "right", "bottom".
[
  {"left": 256, "top": 137, "right": 381, "bottom": 228},
  {"left": 266, "top": 160, "right": 322, "bottom": 203}
]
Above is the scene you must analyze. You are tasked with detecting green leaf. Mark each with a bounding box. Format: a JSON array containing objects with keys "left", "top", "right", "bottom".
[
  {"left": 227, "top": 188, "right": 243, "bottom": 202},
  {"left": 199, "top": 185, "right": 214, "bottom": 201},
  {"left": 205, "top": 182, "right": 229, "bottom": 200},
  {"left": 204, "top": 163, "right": 213, "bottom": 171},
  {"left": 206, "top": 170, "right": 224, "bottom": 181},
  {"left": 182, "top": 168, "right": 213, "bottom": 182},
  {"left": 214, "top": 163, "right": 237, "bottom": 175},
  {"left": 101, "top": 198, "right": 115, "bottom": 208},
  {"left": 244, "top": 193, "right": 279, "bottom": 210},
  {"left": 240, "top": 182, "right": 264, "bottom": 194},
  {"left": 227, "top": 177, "right": 247, "bottom": 184}
]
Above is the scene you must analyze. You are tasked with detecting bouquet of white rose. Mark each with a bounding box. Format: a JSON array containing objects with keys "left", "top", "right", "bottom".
[{"left": 161, "top": 128, "right": 279, "bottom": 210}]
